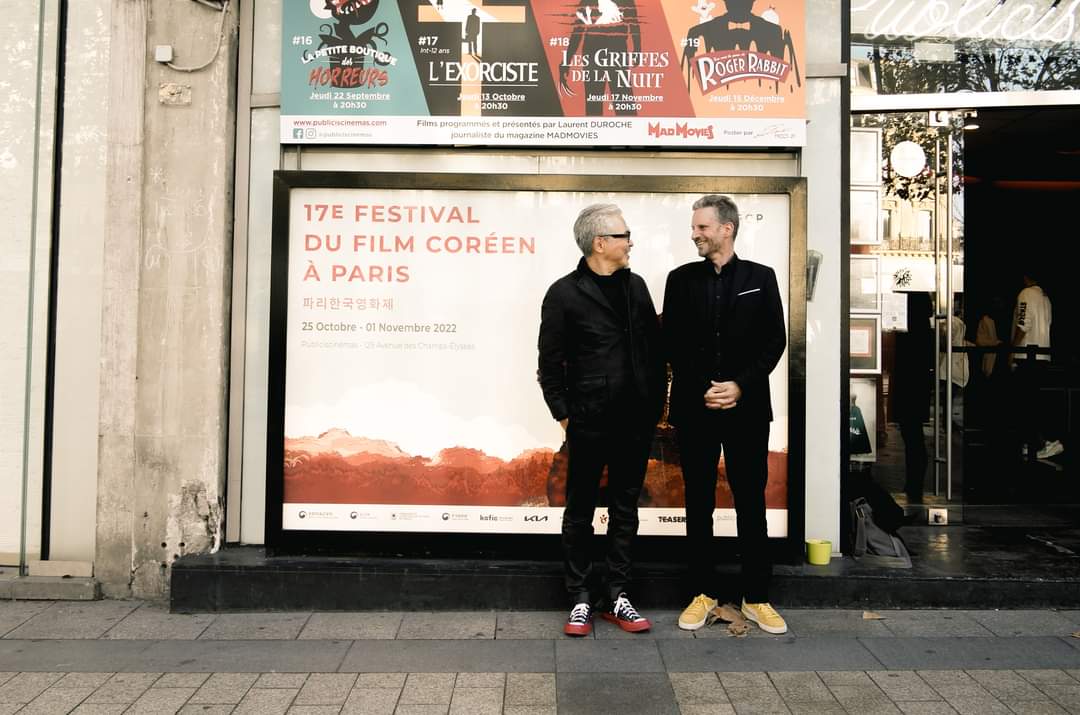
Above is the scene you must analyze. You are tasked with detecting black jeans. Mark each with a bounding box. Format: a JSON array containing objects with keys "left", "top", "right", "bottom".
[
  {"left": 898, "top": 418, "right": 927, "bottom": 503},
  {"left": 676, "top": 414, "right": 771, "bottom": 603},
  {"left": 561, "top": 422, "right": 652, "bottom": 606}
]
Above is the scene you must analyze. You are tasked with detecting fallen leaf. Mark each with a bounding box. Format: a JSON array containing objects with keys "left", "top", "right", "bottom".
[
  {"left": 709, "top": 604, "right": 751, "bottom": 636},
  {"left": 710, "top": 604, "right": 745, "bottom": 624},
  {"left": 727, "top": 621, "right": 751, "bottom": 637},
  {"left": 863, "top": 611, "right": 885, "bottom": 620},
  {"left": 1071, "top": 631, "right": 1080, "bottom": 638}
]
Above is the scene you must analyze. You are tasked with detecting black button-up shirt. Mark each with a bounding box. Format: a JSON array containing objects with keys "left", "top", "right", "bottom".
[{"left": 708, "top": 255, "right": 739, "bottom": 380}]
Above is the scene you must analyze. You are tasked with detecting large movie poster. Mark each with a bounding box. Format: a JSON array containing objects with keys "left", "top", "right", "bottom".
[
  {"left": 280, "top": 0, "right": 806, "bottom": 146},
  {"left": 274, "top": 174, "right": 799, "bottom": 537}
]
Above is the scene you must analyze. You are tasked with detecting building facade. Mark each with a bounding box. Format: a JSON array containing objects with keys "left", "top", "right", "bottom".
[{"left": 2, "top": 0, "right": 848, "bottom": 599}]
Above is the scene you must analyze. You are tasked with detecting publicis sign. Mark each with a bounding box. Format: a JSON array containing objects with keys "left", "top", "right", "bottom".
[
  {"left": 852, "top": 0, "right": 1080, "bottom": 44},
  {"left": 279, "top": 0, "right": 807, "bottom": 147}
]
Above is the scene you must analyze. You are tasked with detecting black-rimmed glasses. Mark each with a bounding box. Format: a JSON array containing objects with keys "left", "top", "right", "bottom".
[{"left": 600, "top": 231, "right": 632, "bottom": 241}]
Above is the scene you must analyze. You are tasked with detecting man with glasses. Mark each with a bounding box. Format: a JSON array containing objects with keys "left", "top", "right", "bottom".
[
  {"left": 663, "top": 194, "right": 788, "bottom": 634},
  {"left": 538, "top": 203, "right": 665, "bottom": 636}
]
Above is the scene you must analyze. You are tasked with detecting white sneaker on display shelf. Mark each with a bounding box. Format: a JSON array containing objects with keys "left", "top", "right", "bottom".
[{"left": 1037, "top": 440, "right": 1064, "bottom": 459}]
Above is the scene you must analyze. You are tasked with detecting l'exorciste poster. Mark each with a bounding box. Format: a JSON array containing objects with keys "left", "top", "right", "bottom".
[{"left": 280, "top": 185, "right": 791, "bottom": 536}]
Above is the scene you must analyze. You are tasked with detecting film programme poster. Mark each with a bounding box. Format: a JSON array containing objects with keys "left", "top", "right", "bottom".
[
  {"left": 280, "top": 0, "right": 806, "bottom": 147},
  {"left": 281, "top": 186, "right": 792, "bottom": 536}
]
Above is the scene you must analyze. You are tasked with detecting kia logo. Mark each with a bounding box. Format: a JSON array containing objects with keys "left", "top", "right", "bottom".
[{"left": 524, "top": 515, "right": 549, "bottom": 522}]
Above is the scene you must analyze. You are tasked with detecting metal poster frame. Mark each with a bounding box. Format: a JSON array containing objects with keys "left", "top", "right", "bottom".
[{"left": 265, "top": 171, "right": 807, "bottom": 560}]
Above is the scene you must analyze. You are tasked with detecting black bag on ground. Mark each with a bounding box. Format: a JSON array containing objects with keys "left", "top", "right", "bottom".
[
  {"left": 842, "top": 467, "right": 906, "bottom": 533},
  {"left": 849, "top": 497, "right": 912, "bottom": 568}
]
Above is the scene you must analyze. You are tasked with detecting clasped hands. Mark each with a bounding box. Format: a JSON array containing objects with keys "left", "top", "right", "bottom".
[{"left": 705, "top": 380, "right": 741, "bottom": 410}]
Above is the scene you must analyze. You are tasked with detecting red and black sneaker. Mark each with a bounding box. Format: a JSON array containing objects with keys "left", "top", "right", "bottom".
[
  {"left": 600, "top": 593, "right": 651, "bottom": 633},
  {"left": 564, "top": 602, "right": 593, "bottom": 637}
]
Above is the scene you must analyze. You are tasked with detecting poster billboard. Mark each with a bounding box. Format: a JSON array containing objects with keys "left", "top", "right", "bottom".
[
  {"left": 267, "top": 172, "right": 806, "bottom": 543},
  {"left": 279, "top": 0, "right": 806, "bottom": 146}
]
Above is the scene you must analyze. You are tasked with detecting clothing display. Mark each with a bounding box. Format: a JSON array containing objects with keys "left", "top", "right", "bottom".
[
  {"left": 849, "top": 402, "right": 872, "bottom": 455},
  {"left": 1013, "top": 283, "right": 1052, "bottom": 361}
]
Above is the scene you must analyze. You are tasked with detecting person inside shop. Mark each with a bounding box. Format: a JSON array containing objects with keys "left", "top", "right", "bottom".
[
  {"left": 537, "top": 203, "right": 665, "bottom": 637},
  {"left": 975, "top": 296, "right": 1007, "bottom": 381},
  {"left": 970, "top": 294, "right": 1008, "bottom": 429},
  {"left": 892, "top": 292, "right": 933, "bottom": 506},
  {"left": 662, "top": 194, "right": 788, "bottom": 635},
  {"left": 1010, "top": 268, "right": 1061, "bottom": 460}
]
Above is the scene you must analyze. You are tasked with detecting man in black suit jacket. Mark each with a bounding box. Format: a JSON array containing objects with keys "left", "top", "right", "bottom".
[
  {"left": 663, "top": 194, "right": 788, "bottom": 634},
  {"left": 538, "top": 203, "right": 665, "bottom": 637}
]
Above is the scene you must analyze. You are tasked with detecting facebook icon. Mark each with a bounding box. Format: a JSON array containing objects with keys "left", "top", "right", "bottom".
[{"left": 293, "top": 128, "right": 304, "bottom": 139}]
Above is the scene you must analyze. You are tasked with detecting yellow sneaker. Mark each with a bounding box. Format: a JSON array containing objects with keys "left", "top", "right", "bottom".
[
  {"left": 741, "top": 600, "right": 787, "bottom": 634},
  {"left": 678, "top": 594, "right": 718, "bottom": 631}
]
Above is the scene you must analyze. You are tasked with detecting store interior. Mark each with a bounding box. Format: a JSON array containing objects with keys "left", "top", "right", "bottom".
[{"left": 852, "top": 105, "right": 1080, "bottom": 526}]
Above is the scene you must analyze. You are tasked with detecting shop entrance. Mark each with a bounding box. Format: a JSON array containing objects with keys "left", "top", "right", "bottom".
[{"left": 852, "top": 105, "right": 1080, "bottom": 526}]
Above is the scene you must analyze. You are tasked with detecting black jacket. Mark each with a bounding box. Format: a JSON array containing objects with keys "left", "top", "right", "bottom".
[
  {"left": 663, "top": 256, "right": 786, "bottom": 425},
  {"left": 538, "top": 258, "right": 665, "bottom": 429}
]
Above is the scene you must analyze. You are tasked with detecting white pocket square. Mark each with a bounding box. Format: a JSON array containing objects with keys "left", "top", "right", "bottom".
[{"left": 736, "top": 288, "right": 761, "bottom": 296}]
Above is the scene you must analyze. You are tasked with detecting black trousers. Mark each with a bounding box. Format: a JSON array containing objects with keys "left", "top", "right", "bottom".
[
  {"left": 898, "top": 418, "right": 927, "bottom": 503},
  {"left": 561, "top": 422, "right": 652, "bottom": 606},
  {"left": 676, "top": 414, "right": 771, "bottom": 603}
]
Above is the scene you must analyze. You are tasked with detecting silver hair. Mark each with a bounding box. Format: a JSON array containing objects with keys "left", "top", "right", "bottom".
[
  {"left": 573, "top": 203, "right": 623, "bottom": 256},
  {"left": 692, "top": 194, "right": 740, "bottom": 239}
]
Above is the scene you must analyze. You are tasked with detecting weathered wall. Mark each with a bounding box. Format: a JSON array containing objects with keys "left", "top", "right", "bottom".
[{"left": 97, "top": 0, "right": 236, "bottom": 598}]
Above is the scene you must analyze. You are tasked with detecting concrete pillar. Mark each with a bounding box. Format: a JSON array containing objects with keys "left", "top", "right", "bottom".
[{"left": 97, "top": 0, "right": 237, "bottom": 599}]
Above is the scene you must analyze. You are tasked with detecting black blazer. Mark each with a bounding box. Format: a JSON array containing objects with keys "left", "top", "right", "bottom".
[
  {"left": 662, "top": 256, "right": 786, "bottom": 425},
  {"left": 538, "top": 259, "right": 666, "bottom": 429}
]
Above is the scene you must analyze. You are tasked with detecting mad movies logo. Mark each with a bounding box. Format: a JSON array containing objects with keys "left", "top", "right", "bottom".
[{"left": 681, "top": 0, "right": 802, "bottom": 95}]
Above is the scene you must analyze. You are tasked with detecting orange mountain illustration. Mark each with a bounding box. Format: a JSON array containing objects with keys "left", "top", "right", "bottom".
[{"left": 283, "top": 427, "right": 787, "bottom": 509}]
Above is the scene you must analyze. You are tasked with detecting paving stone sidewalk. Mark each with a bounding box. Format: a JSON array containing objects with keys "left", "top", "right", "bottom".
[{"left": 3, "top": 601, "right": 1080, "bottom": 713}]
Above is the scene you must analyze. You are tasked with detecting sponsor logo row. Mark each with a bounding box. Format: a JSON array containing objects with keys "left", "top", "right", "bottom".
[
  {"left": 290, "top": 509, "right": 733, "bottom": 524},
  {"left": 294, "top": 509, "right": 553, "bottom": 522}
]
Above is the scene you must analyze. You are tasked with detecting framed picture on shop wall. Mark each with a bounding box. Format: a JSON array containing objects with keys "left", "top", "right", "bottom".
[
  {"left": 850, "top": 128, "right": 881, "bottom": 186},
  {"left": 850, "top": 314, "right": 881, "bottom": 374},
  {"left": 850, "top": 255, "right": 880, "bottom": 313},
  {"left": 850, "top": 187, "right": 882, "bottom": 246}
]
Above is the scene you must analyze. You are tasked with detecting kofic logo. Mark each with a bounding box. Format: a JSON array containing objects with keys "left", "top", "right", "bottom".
[
  {"left": 442, "top": 513, "right": 450, "bottom": 521},
  {"left": 524, "top": 515, "right": 549, "bottom": 522},
  {"left": 298, "top": 511, "right": 307, "bottom": 519},
  {"left": 349, "top": 511, "right": 358, "bottom": 519}
]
